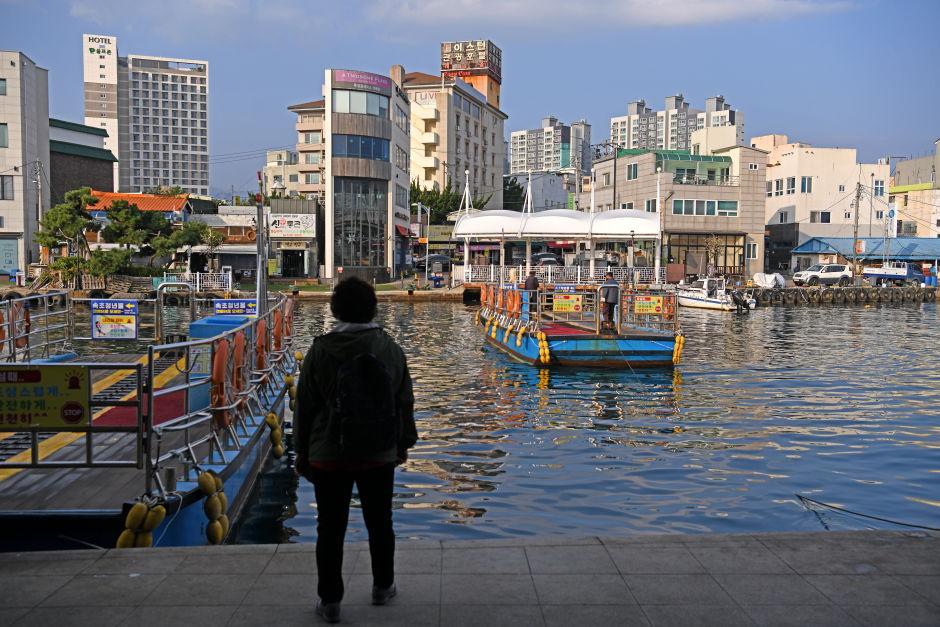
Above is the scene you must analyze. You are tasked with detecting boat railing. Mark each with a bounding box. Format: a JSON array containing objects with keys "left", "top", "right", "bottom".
[
  {"left": 621, "top": 289, "right": 680, "bottom": 334},
  {"left": 466, "top": 265, "right": 666, "bottom": 285},
  {"left": 163, "top": 272, "right": 233, "bottom": 293},
  {"left": 0, "top": 291, "right": 71, "bottom": 363},
  {"left": 143, "top": 292, "right": 298, "bottom": 496}
]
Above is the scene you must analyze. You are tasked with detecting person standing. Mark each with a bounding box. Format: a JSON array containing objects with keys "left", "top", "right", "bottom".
[
  {"left": 600, "top": 272, "right": 620, "bottom": 330},
  {"left": 294, "top": 277, "right": 417, "bottom": 624},
  {"left": 524, "top": 270, "right": 540, "bottom": 314}
]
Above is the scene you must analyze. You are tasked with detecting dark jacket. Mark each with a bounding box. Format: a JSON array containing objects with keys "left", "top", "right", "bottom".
[
  {"left": 601, "top": 277, "right": 620, "bottom": 303},
  {"left": 294, "top": 324, "right": 417, "bottom": 463},
  {"left": 524, "top": 275, "right": 539, "bottom": 291}
]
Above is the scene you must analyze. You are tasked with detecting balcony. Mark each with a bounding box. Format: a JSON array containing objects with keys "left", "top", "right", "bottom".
[
  {"left": 297, "top": 162, "right": 322, "bottom": 173},
  {"left": 672, "top": 173, "right": 740, "bottom": 186},
  {"left": 420, "top": 131, "right": 439, "bottom": 145},
  {"left": 412, "top": 101, "right": 439, "bottom": 121},
  {"left": 412, "top": 154, "right": 439, "bottom": 169},
  {"left": 296, "top": 121, "right": 323, "bottom": 132}
]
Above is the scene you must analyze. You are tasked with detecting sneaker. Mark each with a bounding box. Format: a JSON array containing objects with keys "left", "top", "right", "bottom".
[
  {"left": 372, "top": 582, "right": 397, "bottom": 605},
  {"left": 316, "top": 599, "right": 341, "bottom": 623}
]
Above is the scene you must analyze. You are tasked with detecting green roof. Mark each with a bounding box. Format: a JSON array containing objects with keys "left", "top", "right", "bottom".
[
  {"left": 656, "top": 153, "right": 732, "bottom": 163},
  {"left": 49, "top": 118, "right": 109, "bottom": 137},
  {"left": 49, "top": 140, "right": 118, "bottom": 162},
  {"left": 616, "top": 148, "right": 691, "bottom": 158}
]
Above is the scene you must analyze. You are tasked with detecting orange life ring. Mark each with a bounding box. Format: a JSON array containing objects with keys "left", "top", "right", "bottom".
[
  {"left": 273, "top": 310, "right": 284, "bottom": 352},
  {"left": 247, "top": 230, "right": 257, "bottom": 241},
  {"left": 210, "top": 338, "right": 231, "bottom": 429},
  {"left": 513, "top": 290, "right": 522, "bottom": 318},
  {"left": 284, "top": 299, "right": 294, "bottom": 338},
  {"left": 255, "top": 319, "right": 268, "bottom": 383},
  {"left": 496, "top": 289, "right": 504, "bottom": 313},
  {"left": 13, "top": 303, "right": 29, "bottom": 349},
  {"left": 505, "top": 290, "right": 514, "bottom": 317},
  {"left": 232, "top": 331, "right": 246, "bottom": 410},
  {"left": 508, "top": 290, "right": 517, "bottom": 318},
  {"left": 0, "top": 309, "right": 5, "bottom": 352},
  {"left": 481, "top": 286, "right": 488, "bottom": 307}
]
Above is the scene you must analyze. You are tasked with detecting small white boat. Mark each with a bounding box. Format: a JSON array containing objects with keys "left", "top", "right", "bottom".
[{"left": 676, "top": 278, "right": 756, "bottom": 311}]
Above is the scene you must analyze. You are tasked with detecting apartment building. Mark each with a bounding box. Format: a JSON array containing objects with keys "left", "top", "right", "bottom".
[
  {"left": 288, "top": 100, "right": 326, "bottom": 202},
  {"left": 262, "top": 150, "right": 299, "bottom": 198},
  {"left": 755, "top": 134, "right": 890, "bottom": 270},
  {"left": 82, "top": 34, "right": 209, "bottom": 195},
  {"left": 504, "top": 172, "right": 569, "bottom": 211},
  {"left": 576, "top": 145, "right": 767, "bottom": 278},
  {"left": 508, "top": 116, "right": 592, "bottom": 177},
  {"left": 48, "top": 118, "right": 117, "bottom": 208},
  {"left": 0, "top": 51, "right": 49, "bottom": 274},
  {"left": 890, "top": 138, "right": 940, "bottom": 238},
  {"left": 610, "top": 94, "right": 744, "bottom": 152},
  {"left": 319, "top": 68, "right": 412, "bottom": 282},
  {"left": 397, "top": 69, "right": 507, "bottom": 206}
]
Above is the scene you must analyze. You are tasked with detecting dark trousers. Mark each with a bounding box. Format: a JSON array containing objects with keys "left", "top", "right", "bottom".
[
  {"left": 603, "top": 302, "right": 616, "bottom": 323},
  {"left": 304, "top": 464, "right": 395, "bottom": 603}
]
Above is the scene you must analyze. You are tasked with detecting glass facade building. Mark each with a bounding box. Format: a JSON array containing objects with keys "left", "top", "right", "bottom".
[{"left": 333, "top": 177, "right": 387, "bottom": 268}]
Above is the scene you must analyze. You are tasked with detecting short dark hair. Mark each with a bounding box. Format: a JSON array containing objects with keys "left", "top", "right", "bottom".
[
  {"left": 605, "top": 272, "right": 614, "bottom": 278},
  {"left": 529, "top": 270, "right": 536, "bottom": 275},
  {"left": 330, "top": 277, "right": 377, "bottom": 323}
]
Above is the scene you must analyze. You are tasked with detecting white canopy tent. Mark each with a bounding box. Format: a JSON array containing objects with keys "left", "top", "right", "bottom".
[{"left": 452, "top": 208, "right": 661, "bottom": 240}]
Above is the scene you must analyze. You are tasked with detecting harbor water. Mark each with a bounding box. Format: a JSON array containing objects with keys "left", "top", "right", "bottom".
[{"left": 234, "top": 301, "right": 939, "bottom": 543}]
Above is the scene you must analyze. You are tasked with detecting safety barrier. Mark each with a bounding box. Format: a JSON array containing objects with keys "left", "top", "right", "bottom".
[
  {"left": 163, "top": 272, "right": 233, "bottom": 292},
  {"left": 0, "top": 291, "right": 71, "bottom": 362},
  {"left": 465, "top": 265, "right": 666, "bottom": 285}
]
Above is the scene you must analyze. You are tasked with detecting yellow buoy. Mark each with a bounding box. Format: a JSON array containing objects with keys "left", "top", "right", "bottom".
[
  {"left": 134, "top": 532, "right": 153, "bottom": 548},
  {"left": 116, "top": 529, "right": 136, "bottom": 549},
  {"left": 266, "top": 414, "right": 279, "bottom": 430},
  {"left": 206, "top": 520, "right": 223, "bottom": 544},
  {"left": 217, "top": 491, "right": 228, "bottom": 515},
  {"left": 284, "top": 375, "right": 294, "bottom": 387},
  {"left": 125, "top": 502, "right": 149, "bottom": 531},
  {"left": 218, "top": 514, "right": 230, "bottom": 537},
  {"left": 204, "top": 495, "right": 222, "bottom": 522},
  {"left": 197, "top": 472, "right": 217, "bottom": 497},
  {"left": 141, "top": 505, "right": 167, "bottom": 532},
  {"left": 288, "top": 385, "right": 297, "bottom": 400},
  {"left": 272, "top": 444, "right": 284, "bottom": 459},
  {"left": 270, "top": 428, "right": 282, "bottom": 446},
  {"left": 212, "top": 472, "right": 223, "bottom": 494},
  {"left": 289, "top": 398, "right": 296, "bottom": 412}
]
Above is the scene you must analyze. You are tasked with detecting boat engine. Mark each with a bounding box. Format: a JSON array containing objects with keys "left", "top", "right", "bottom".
[{"left": 730, "top": 290, "right": 748, "bottom": 313}]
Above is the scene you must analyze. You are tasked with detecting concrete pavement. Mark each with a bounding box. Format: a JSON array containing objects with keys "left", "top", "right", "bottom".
[{"left": 0, "top": 529, "right": 937, "bottom": 626}]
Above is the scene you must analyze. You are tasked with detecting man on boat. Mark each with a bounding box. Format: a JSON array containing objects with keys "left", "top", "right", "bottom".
[
  {"left": 294, "top": 276, "right": 417, "bottom": 624},
  {"left": 524, "top": 270, "right": 540, "bottom": 313},
  {"left": 601, "top": 272, "right": 620, "bottom": 331}
]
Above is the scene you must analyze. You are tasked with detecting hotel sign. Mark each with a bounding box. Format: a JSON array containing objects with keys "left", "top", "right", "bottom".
[
  {"left": 332, "top": 70, "right": 392, "bottom": 96},
  {"left": 441, "top": 40, "right": 502, "bottom": 84}
]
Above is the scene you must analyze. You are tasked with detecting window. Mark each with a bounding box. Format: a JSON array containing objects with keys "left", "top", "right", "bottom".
[
  {"left": 810, "top": 211, "right": 830, "bottom": 223},
  {"left": 394, "top": 105, "right": 408, "bottom": 134},
  {"left": 876, "top": 210, "right": 884, "bottom": 219},
  {"left": 304, "top": 153, "right": 320, "bottom": 164},
  {"left": 717, "top": 201, "right": 738, "bottom": 217},
  {"left": 749, "top": 163, "right": 758, "bottom": 170},
  {"left": 288, "top": 174, "right": 298, "bottom": 183},
  {"left": 332, "top": 135, "right": 390, "bottom": 162},
  {"left": 839, "top": 184, "right": 845, "bottom": 192},
  {"left": 0, "top": 123, "right": 7, "bottom": 148},
  {"left": 395, "top": 183, "right": 408, "bottom": 208},
  {"left": 786, "top": 177, "right": 796, "bottom": 194},
  {"left": 624, "top": 202, "right": 634, "bottom": 209},
  {"left": 874, "top": 180, "right": 884, "bottom": 196},
  {"left": 0, "top": 176, "right": 13, "bottom": 200},
  {"left": 305, "top": 173, "right": 320, "bottom": 184},
  {"left": 333, "top": 177, "right": 387, "bottom": 268},
  {"left": 603, "top": 173, "right": 611, "bottom": 186},
  {"left": 801, "top": 176, "right": 813, "bottom": 193},
  {"left": 779, "top": 211, "right": 788, "bottom": 223},
  {"left": 645, "top": 199, "right": 657, "bottom": 212},
  {"left": 0, "top": 79, "right": 6, "bottom": 96},
  {"left": 304, "top": 132, "right": 320, "bottom": 143},
  {"left": 332, "top": 90, "right": 389, "bottom": 118},
  {"left": 626, "top": 162, "right": 638, "bottom": 180},
  {"left": 746, "top": 243, "right": 758, "bottom": 259},
  {"left": 766, "top": 181, "right": 772, "bottom": 198},
  {"left": 774, "top": 179, "right": 783, "bottom": 196},
  {"left": 395, "top": 145, "right": 409, "bottom": 172}
]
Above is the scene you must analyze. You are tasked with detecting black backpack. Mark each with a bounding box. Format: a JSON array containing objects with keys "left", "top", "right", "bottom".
[{"left": 326, "top": 352, "right": 402, "bottom": 454}]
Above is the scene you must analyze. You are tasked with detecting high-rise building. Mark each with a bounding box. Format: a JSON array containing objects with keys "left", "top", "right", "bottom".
[
  {"left": 82, "top": 34, "right": 209, "bottom": 195},
  {"left": 508, "top": 116, "right": 591, "bottom": 176},
  {"left": 610, "top": 94, "right": 743, "bottom": 152}
]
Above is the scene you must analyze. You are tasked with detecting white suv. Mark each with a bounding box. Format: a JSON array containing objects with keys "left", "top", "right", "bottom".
[{"left": 793, "top": 264, "right": 853, "bottom": 287}]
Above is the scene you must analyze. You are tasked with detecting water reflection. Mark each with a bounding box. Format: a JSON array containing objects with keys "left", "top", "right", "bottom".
[{"left": 235, "top": 301, "right": 940, "bottom": 542}]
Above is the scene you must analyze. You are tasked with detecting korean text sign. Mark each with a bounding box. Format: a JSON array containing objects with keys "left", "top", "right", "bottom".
[
  {"left": 0, "top": 366, "right": 90, "bottom": 429},
  {"left": 91, "top": 300, "right": 138, "bottom": 340},
  {"left": 214, "top": 299, "right": 257, "bottom": 317},
  {"left": 634, "top": 295, "right": 664, "bottom": 315}
]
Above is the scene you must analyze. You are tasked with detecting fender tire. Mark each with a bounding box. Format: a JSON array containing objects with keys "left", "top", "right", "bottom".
[
  {"left": 868, "top": 290, "right": 880, "bottom": 302},
  {"left": 903, "top": 288, "right": 915, "bottom": 302},
  {"left": 166, "top": 294, "right": 182, "bottom": 306},
  {"left": 808, "top": 290, "right": 821, "bottom": 303},
  {"left": 26, "top": 292, "right": 41, "bottom": 308},
  {"left": 914, "top": 288, "right": 924, "bottom": 302},
  {"left": 88, "top": 289, "right": 106, "bottom": 299},
  {"left": 888, "top": 288, "right": 901, "bottom": 302},
  {"left": 771, "top": 290, "right": 784, "bottom": 305},
  {"left": 833, "top": 289, "right": 846, "bottom": 304},
  {"left": 821, "top": 288, "right": 834, "bottom": 303},
  {"left": 925, "top": 287, "right": 937, "bottom": 301},
  {"left": 783, "top": 290, "right": 796, "bottom": 305},
  {"left": 855, "top": 289, "right": 867, "bottom": 303},
  {"left": 758, "top": 289, "right": 771, "bottom": 304},
  {"left": 147, "top": 290, "right": 158, "bottom": 300},
  {"left": 844, "top": 288, "right": 856, "bottom": 302}
]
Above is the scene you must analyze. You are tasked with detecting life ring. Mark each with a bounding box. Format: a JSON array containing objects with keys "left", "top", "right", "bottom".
[
  {"left": 480, "top": 286, "right": 488, "bottom": 307},
  {"left": 255, "top": 319, "right": 268, "bottom": 383},
  {"left": 210, "top": 338, "right": 231, "bottom": 429},
  {"left": 273, "top": 310, "right": 284, "bottom": 352},
  {"left": 513, "top": 290, "right": 522, "bottom": 318},
  {"left": 496, "top": 289, "right": 504, "bottom": 314},
  {"left": 13, "top": 302, "right": 30, "bottom": 349},
  {"left": 284, "top": 299, "right": 294, "bottom": 338},
  {"left": 232, "top": 332, "right": 246, "bottom": 410},
  {"left": 0, "top": 309, "right": 5, "bottom": 353},
  {"left": 507, "top": 290, "right": 517, "bottom": 318},
  {"left": 247, "top": 230, "right": 257, "bottom": 241}
]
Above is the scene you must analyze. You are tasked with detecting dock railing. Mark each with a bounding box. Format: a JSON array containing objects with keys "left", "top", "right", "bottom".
[
  {"left": 465, "top": 265, "right": 666, "bottom": 285},
  {"left": 0, "top": 291, "right": 71, "bottom": 363},
  {"left": 163, "top": 272, "right": 233, "bottom": 293}
]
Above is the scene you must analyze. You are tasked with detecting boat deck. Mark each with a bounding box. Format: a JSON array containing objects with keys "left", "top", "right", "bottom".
[
  {"left": 0, "top": 352, "right": 207, "bottom": 514},
  {"left": 539, "top": 315, "right": 671, "bottom": 341}
]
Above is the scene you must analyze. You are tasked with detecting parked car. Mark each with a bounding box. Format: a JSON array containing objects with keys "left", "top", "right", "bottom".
[
  {"left": 530, "top": 252, "right": 559, "bottom": 265},
  {"left": 537, "top": 258, "right": 558, "bottom": 267},
  {"left": 792, "top": 264, "right": 853, "bottom": 286},
  {"left": 415, "top": 254, "right": 452, "bottom": 271}
]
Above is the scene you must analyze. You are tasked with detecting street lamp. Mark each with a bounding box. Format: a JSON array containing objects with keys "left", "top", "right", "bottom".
[{"left": 630, "top": 229, "right": 635, "bottom": 286}]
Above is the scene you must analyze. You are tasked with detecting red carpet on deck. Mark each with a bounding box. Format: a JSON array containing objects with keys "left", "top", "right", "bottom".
[
  {"left": 94, "top": 390, "right": 185, "bottom": 427},
  {"left": 540, "top": 323, "right": 594, "bottom": 336}
]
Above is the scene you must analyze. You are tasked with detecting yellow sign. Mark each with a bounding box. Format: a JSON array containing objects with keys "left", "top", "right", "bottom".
[
  {"left": 0, "top": 366, "right": 90, "bottom": 429},
  {"left": 634, "top": 295, "right": 664, "bottom": 314},
  {"left": 267, "top": 259, "right": 277, "bottom": 275},
  {"left": 554, "top": 294, "right": 582, "bottom": 312}
]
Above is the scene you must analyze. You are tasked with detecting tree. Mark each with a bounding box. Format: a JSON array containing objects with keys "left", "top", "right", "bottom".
[
  {"left": 410, "top": 177, "right": 490, "bottom": 225},
  {"left": 34, "top": 187, "right": 101, "bottom": 259},
  {"left": 184, "top": 221, "right": 225, "bottom": 263},
  {"left": 146, "top": 185, "right": 187, "bottom": 196},
  {"left": 86, "top": 247, "right": 134, "bottom": 277},
  {"left": 704, "top": 234, "right": 725, "bottom": 269},
  {"left": 502, "top": 176, "right": 526, "bottom": 211},
  {"left": 100, "top": 199, "right": 183, "bottom": 266}
]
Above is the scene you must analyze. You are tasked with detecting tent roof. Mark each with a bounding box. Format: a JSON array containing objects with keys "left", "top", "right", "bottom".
[
  {"left": 452, "top": 209, "right": 661, "bottom": 240},
  {"left": 791, "top": 237, "right": 940, "bottom": 260}
]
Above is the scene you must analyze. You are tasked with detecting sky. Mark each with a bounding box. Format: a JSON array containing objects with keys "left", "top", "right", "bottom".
[{"left": 4, "top": 0, "right": 939, "bottom": 199}]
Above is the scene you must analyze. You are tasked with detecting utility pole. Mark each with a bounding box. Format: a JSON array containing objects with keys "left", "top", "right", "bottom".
[
  {"left": 256, "top": 171, "right": 267, "bottom": 315},
  {"left": 869, "top": 172, "right": 874, "bottom": 238},
  {"left": 611, "top": 144, "right": 618, "bottom": 212},
  {"left": 852, "top": 182, "right": 862, "bottom": 285}
]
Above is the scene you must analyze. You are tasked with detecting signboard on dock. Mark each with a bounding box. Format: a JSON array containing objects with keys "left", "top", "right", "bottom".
[
  {"left": 554, "top": 285, "right": 577, "bottom": 294},
  {"left": 214, "top": 299, "right": 257, "bottom": 318},
  {"left": 0, "top": 366, "right": 89, "bottom": 429},
  {"left": 554, "top": 294, "right": 582, "bottom": 312},
  {"left": 634, "top": 295, "right": 663, "bottom": 315},
  {"left": 91, "top": 300, "right": 138, "bottom": 340}
]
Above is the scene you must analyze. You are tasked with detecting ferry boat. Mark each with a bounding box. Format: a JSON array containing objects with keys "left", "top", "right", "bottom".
[
  {"left": 676, "top": 277, "right": 756, "bottom": 312},
  {"left": 0, "top": 278, "right": 299, "bottom": 550},
  {"left": 476, "top": 283, "right": 681, "bottom": 368}
]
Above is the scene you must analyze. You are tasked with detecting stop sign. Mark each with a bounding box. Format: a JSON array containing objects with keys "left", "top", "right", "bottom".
[{"left": 61, "top": 401, "right": 85, "bottom": 425}]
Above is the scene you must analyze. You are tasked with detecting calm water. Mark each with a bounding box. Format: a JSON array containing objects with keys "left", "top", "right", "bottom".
[{"left": 234, "top": 301, "right": 940, "bottom": 543}]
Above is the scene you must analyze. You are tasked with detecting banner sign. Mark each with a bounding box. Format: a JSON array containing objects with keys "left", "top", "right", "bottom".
[
  {"left": 554, "top": 294, "right": 582, "bottom": 312},
  {"left": 92, "top": 300, "right": 138, "bottom": 340},
  {"left": 0, "top": 365, "right": 89, "bottom": 428},
  {"left": 634, "top": 295, "right": 664, "bottom": 315},
  {"left": 427, "top": 225, "right": 454, "bottom": 241},
  {"left": 214, "top": 299, "right": 257, "bottom": 317},
  {"left": 554, "top": 285, "right": 577, "bottom": 294},
  {"left": 270, "top": 214, "right": 316, "bottom": 238}
]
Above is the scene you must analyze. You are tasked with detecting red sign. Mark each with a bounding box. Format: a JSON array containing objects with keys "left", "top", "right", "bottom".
[{"left": 61, "top": 401, "right": 85, "bottom": 425}]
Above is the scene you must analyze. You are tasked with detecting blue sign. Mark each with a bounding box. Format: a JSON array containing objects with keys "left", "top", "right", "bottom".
[
  {"left": 0, "top": 239, "right": 17, "bottom": 275},
  {"left": 214, "top": 299, "right": 257, "bottom": 317},
  {"left": 554, "top": 285, "right": 577, "bottom": 294},
  {"left": 888, "top": 209, "right": 895, "bottom": 218},
  {"left": 91, "top": 300, "right": 138, "bottom": 340}
]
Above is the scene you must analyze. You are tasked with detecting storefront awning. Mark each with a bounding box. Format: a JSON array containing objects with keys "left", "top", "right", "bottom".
[{"left": 395, "top": 225, "right": 412, "bottom": 237}]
